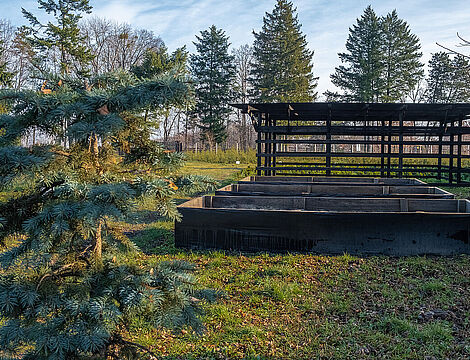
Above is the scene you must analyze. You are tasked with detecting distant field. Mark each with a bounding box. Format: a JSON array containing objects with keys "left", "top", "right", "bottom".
[{"left": 178, "top": 161, "right": 253, "bottom": 181}]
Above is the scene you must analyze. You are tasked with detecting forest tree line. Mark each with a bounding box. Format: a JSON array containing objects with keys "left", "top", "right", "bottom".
[{"left": 0, "top": 1, "right": 469, "bottom": 151}]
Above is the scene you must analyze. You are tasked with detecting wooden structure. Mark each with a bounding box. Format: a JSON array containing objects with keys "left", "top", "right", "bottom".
[
  {"left": 232, "top": 103, "right": 470, "bottom": 184},
  {"left": 175, "top": 176, "right": 470, "bottom": 255}
]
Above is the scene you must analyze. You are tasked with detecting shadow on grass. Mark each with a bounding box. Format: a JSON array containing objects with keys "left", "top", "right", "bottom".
[{"left": 130, "top": 222, "right": 180, "bottom": 255}]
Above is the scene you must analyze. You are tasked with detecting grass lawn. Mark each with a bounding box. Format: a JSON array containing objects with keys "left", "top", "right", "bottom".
[
  {"left": 118, "top": 163, "right": 470, "bottom": 359},
  {"left": 178, "top": 161, "right": 252, "bottom": 181}
]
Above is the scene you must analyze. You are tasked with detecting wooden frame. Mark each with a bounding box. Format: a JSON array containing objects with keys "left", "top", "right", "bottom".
[
  {"left": 232, "top": 103, "right": 470, "bottom": 184},
  {"left": 175, "top": 176, "right": 470, "bottom": 255}
]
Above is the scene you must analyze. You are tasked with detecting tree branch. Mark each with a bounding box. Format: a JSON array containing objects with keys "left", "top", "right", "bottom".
[{"left": 436, "top": 42, "right": 470, "bottom": 60}]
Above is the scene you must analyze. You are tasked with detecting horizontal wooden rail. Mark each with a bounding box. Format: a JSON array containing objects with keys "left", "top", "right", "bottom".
[
  {"left": 257, "top": 125, "right": 470, "bottom": 136},
  {"left": 257, "top": 139, "right": 470, "bottom": 146},
  {"left": 257, "top": 152, "right": 470, "bottom": 159}
]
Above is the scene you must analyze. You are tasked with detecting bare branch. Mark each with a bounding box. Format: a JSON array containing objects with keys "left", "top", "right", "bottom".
[{"left": 436, "top": 42, "right": 470, "bottom": 60}]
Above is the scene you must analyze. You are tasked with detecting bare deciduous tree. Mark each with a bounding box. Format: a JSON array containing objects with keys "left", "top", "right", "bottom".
[
  {"left": 81, "top": 17, "right": 164, "bottom": 74},
  {"left": 231, "top": 44, "right": 255, "bottom": 150}
]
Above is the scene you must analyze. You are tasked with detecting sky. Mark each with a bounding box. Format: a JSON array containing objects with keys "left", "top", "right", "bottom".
[{"left": 2, "top": 0, "right": 470, "bottom": 98}]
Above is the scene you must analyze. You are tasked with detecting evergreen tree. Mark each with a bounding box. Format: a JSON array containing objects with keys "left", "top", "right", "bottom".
[
  {"left": 330, "top": 7, "right": 424, "bottom": 103},
  {"left": 132, "top": 46, "right": 192, "bottom": 142},
  {"left": 190, "top": 25, "right": 235, "bottom": 148},
  {"left": 330, "top": 6, "right": 384, "bottom": 102},
  {"left": 427, "top": 52, "right": 454, "bottom": 103},
  {"left": 0, "top": 40, "right": 14, "bottom": 88},
  {"left": 426, "top": 52, "right": 470, "bottom": 103},
  {"left": 251, "top": 0, "right": 317, "bottom": 102},
  {"left": 380, "top": 10, "right": 423, "bottom": 102},
  {"left": 448, "top": 55, "right": 470, "bottom": 102},
  {"left": 21, "top": 0, "right": 94, "bottom": 76},
  {"left": 132, "top": 46, "right": 188, "bottom": 79},
  {"left": 0, "top": 69, "right": 217, "bottom": 359}
]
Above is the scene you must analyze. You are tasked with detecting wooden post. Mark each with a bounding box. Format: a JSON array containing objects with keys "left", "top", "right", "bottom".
[
  {"left": 257, "top": 113, "right": 262, "bottom": 176},
  {"left": 272, "top": 117, "right": 277, "bottom": 176},
  {"left": 326, "top": 105, "right": 332, "bottom": 176},
  {"left": 398, "top": 110, "right": 404, "bottom": 178},
  {"left": 264, "top": 113, "right": 270, "bottom": 176},
  {"left": 381, "top": 119, "right": 385, "bottom": 178},
  {"left": 387, "top": 118, "right": 392, "bottom": 178},
  {"left": 449, "top": 119, "right": 455, "bottom": 184},
  {"left": 438, "top": 110, "right": 447, "bottom": 181},
  {"left": 457, "top": 114, "right": 463, "bottom": 183}
]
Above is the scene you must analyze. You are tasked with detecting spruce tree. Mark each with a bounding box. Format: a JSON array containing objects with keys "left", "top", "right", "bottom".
[
  {"left": 426, "top": 52, "right": 452, "bottom": 103},
  {"left": 21, "top": 0, "right": 94, "bottom": 76},
  {"left": 0, "top": 69, "right": 217, "bottom": 359},
  {"left": 380, "top": 10, "right": 423, "bottom": 102},
  {"left": 190, "top": 25, "right": 235, "bottom": 148},
  {"left": 426, "top": 52, "right": 470, "bottom": 103},
  {"left": 132, "top": 46, "right": 189, "bottom": 79},
  {"left": 132, "top": 46, "right": 192, "bottom": 142},
  {"left": 330, "top": 7, "right": 424, "bottom": 103},
  {"left": 448, "top": 55, "right": 470, "bottom": 102},
  {"left": 251, "top": 0, "right": 317, "bottom": 102},
  {"left": 330, "top": 6, "right": 384, "bottom": 102}
]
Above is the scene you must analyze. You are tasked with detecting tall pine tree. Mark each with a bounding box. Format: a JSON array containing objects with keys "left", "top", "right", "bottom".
[
  {"left": 329, "top": 7, "right": 423, "bottom": 103},
  {"left": 21, "top": 0, "right": 94, "bottom": 76},
  {"left": 380, "top": 10, "right": 423, "bottom": 102},
  {"left": 251, "top": 0, "right": 317, "bottom": 102},
  {"left": 330, "top": 6, "right": 384, "bottom": 102},
  {"left": 426, "top": 52, "right": 470, "bottom": 103},
  {"left": 190, "top": 25, "right": 235, "bottom": 148}
]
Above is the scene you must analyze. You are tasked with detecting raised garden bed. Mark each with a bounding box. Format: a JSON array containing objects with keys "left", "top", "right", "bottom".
[{"left": 175, "top": 177, "right": 470, "bottom": 255}]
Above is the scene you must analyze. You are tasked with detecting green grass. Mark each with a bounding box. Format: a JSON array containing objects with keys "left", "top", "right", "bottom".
[
  {"left": 3, "top": 160, "right": 470, "bottom": 359},
  {"left": 117, "top": 161, "right": 470, "bottom": 358},
  {"left": 187, "top": 148, "right": 256, "bottom": 164},
  {"left": 129, "top": 224, "right": 470, "bottom": 359},
  {"left": 178, "top": 161, "right": 254, "bottom": 181}
]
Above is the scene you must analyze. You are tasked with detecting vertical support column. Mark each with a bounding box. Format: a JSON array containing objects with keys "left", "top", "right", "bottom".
[
  {"left": 326, "top": 105, "right": 332, "bottom": 176},
  {"left": 398, "top": 110, "right": 404, "bottom": 178},
  {"left": 256, "top": 112, "right": 262, "bottom": 176},
  {"left": 438, "top": 123, "right": 443, "bottom": 181},
  {"left": 264, "top": 112, "right": 270, "bottom": 176},
  {"left": 449, "top": 119, "right": 455, "bottom": 184},
  {"left": 272, "top": 117, "right": 277, "bottom": 176},
  {"left": 457, "top": 114, "right": 463, "bottom": 184},
  {"left": 387, "top": 118, "right": 392, "bottom": 177},
  {"left": 381, "top": 119, "right": 385, "bottom": 178}
]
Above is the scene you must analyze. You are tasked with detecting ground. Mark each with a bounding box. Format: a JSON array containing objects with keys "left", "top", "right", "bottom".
[{"left": 121, "top": 161, "right": 470, "bottom": 359}]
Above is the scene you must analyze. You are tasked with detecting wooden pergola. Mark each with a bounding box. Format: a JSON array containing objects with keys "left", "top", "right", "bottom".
[{"left": 232, "top": 103, "right": 470, "bottom": 184}]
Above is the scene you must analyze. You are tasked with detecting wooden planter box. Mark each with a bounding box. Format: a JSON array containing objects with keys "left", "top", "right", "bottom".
[
  {"left": 175, "top": 177, "right": 470, "bottom": 255},
  {"left": 216, "top": 183, "right": 453, "bottom": 199}
]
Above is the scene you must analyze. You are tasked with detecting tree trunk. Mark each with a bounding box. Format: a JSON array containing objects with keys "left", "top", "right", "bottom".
[{"left": 93, "top": 219, "right": 103, "bottom": 267}]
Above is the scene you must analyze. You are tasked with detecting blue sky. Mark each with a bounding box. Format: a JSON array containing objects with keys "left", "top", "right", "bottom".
[{"left": 3, "top": 0, "right": 470, "bottom": 97}]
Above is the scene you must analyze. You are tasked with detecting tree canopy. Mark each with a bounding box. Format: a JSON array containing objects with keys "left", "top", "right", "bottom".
[
  {"left": 329, "top": 6, "right": 423, "bottom": 103},
  {"left": 251, "top": 0, "right": 317, "bottom": 102},
  {"left": 190, "top": 25, "right": 235, "bottom": 148}
]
